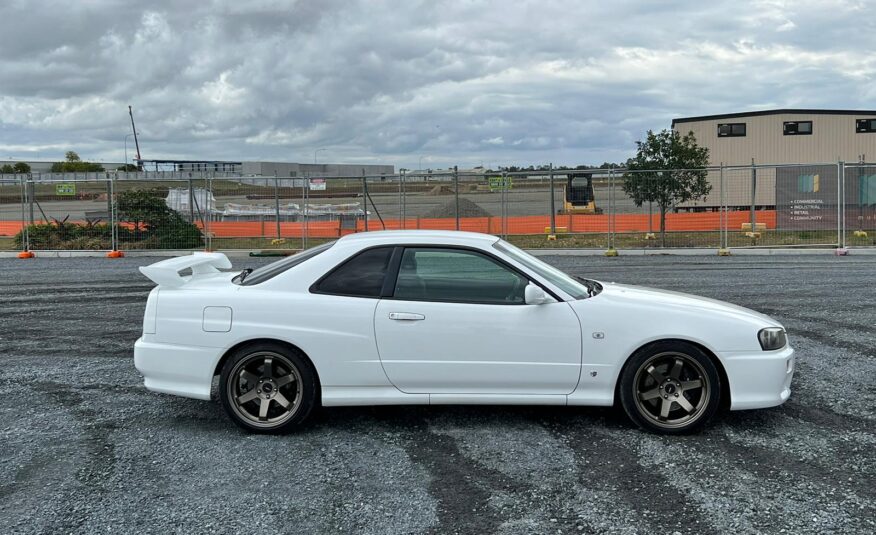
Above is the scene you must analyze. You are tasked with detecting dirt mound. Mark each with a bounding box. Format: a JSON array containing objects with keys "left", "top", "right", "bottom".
[
  {"left": 423, "top": 197, "right": 491, "bottom": 218},
  {"left": 424, "top": 185, "right": 455, "bottom": 196}
]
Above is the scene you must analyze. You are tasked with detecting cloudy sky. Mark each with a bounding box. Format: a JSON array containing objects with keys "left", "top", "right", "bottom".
[{"left": 0, "top": 0, "right": 873, "bottom": 169}]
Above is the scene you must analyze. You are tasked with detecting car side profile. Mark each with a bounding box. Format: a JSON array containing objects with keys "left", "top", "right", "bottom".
[{"left": 134, "top": 230, "right": 794, "bottom": 434}]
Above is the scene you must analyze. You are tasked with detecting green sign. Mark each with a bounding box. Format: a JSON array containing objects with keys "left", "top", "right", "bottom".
[
  {"left": 488, "top": 176, "right": 512, "bottom": 192},
  {"left": 55, "top": 183, "right": 76, "bottom": 196}
]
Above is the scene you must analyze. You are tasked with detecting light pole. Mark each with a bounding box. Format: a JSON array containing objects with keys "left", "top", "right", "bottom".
[
  {"left": 314, "top": 148, "right": 327, "bottom": 164},
  {"left": 124, "top": 133, "right": 139, "bottom": 171}
]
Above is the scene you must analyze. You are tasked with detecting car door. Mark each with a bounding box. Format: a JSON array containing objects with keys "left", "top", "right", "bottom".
[{"left": 373, "top": 247, "right": 582, "bottom": 395}]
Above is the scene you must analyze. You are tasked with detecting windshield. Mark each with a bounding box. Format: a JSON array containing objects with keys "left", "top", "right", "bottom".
[
  {"left": 493, "top": 240, "right": 596, "bottom": 299},
  {"left": 236, "top": 241, "right": 335, "bottom": 286}
]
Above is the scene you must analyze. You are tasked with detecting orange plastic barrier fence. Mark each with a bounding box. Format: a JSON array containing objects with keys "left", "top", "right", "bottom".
[
  {"left": 355, "top": 210, "right": 776, "bottom": 235},
  {"left": 0, "top": 222, "right": 24, "bottom": 236},
  {"left": 0, "top": 210, "right": 778, "bottom": 239}
]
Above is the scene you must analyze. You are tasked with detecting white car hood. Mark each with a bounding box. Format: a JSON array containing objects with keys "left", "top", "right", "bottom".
[{"left": 597, "top": 282, "right": 782, "bottom": 328}]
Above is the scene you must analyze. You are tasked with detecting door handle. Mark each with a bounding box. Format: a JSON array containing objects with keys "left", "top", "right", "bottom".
[{"left": 388, "top": 312, "right": 425, "bottom": 321}]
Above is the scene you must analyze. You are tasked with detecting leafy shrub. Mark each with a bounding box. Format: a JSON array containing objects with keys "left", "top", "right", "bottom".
[{"left": 14, "top": 189, "right": 203, "bottom": 250}]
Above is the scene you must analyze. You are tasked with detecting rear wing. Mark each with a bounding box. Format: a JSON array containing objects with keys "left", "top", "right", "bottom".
[{"left": 139, "top": 252, "right": 232, "bottom": 288}]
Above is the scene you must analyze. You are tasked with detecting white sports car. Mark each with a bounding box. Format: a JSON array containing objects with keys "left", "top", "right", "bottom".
[{"left": 134, "top": 230, "right": 794, "bottom": 434}]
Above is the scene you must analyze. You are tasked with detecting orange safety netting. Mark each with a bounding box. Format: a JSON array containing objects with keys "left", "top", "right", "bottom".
[{"left": 0, "top": 210, "right": 777, "bottom": 238}]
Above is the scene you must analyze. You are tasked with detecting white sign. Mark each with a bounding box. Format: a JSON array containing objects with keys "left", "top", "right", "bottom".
[{"left": 309, "top": 178, "right": 326, "bottom": 191}]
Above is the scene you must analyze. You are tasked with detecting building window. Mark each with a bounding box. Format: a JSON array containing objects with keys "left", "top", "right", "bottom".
[
  {"left": 856, "top": 119, "right": 876, "bottom": 133},
  {"left": 717, "top": 123, "right": 746, "bottom": 137},
  {"left": 784, "top": 121, "right": 813, "bottom": 135}
]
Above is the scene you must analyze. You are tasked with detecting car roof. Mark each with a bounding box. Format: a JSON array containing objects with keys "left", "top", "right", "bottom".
[{"left": 336, "top": 230, "right": 501, "bottom": 247}]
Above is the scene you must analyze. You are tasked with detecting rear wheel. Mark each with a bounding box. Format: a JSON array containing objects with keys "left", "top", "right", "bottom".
[
  {"left": 619, "top": 341, "right": 721, "bottom": 434},
  {"left": 219, "top": 342, "right": 317, "bottom": 433}
]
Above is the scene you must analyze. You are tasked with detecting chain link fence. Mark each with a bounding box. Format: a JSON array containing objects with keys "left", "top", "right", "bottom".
[{"left": 1, "top": 161, "right": 873, "bottom": 253}]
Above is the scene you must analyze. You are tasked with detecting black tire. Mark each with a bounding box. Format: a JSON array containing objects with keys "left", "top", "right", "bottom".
[
  {"left": 219, "top": 342, "right": 318, "bottom": 434},
  {"left": 618, "top": 341, "right": 721, "bottom": 435}
]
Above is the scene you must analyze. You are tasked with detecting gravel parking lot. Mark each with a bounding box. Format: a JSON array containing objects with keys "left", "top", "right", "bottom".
[{"left": 1, "top": 254, "right": 874, "bottom": 534}]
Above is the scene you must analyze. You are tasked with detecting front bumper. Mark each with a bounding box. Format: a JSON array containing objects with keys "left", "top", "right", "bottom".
[
  {"left": 134, "top": 337, "right": 221, "bottom": 400},
  {"left": 721, "top": 345, "right": 795, "bottom": 410}
]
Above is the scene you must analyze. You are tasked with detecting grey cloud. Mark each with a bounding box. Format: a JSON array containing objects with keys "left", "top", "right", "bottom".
[{"left": 0, "top": 0, "right": 873, "bottom": 168}]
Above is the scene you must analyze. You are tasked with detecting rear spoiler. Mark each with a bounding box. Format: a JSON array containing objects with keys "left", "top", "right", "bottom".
[{"left": 139, "top": 252, "right": 232, "bottom": 288}]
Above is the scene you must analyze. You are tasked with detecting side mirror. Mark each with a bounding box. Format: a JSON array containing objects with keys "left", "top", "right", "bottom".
[{"left": 524, "top": 283, "right": 549, "bottom": 305}]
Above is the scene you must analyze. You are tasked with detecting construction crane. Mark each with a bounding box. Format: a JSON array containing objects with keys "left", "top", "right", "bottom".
[
  {"left": 559, "top": 172, "right": 602, "bottom": 214},
  {"left": 128, "top": 105, "right": 142, "bottom": 169}
]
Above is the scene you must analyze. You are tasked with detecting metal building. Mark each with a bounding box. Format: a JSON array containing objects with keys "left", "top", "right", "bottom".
[
  {"left": 671, "top": 110, "right": 876, "bottom": 210},
  {"left": 672, "top": 109, "right": 875, "bottom": 166}
]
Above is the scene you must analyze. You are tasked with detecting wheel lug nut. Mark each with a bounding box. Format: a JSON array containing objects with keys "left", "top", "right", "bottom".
[{"left": 663, "top": 395, "right": 668, "bottom": 399}]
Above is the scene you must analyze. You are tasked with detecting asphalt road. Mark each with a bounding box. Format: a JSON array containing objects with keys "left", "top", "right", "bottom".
[{"left": 0, "top": 255, "right": 874, "bottom": 534}]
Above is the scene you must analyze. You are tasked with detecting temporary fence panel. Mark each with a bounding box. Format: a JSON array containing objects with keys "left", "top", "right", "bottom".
[
  {"left": 0, "top": 177, "right": 24, "bottom": 250},
  {"left": 844, "top": 163, "right": 876, "bottom": 248},
  {"left": 4, "top": 162, "right": 873, "bottom": 253}
]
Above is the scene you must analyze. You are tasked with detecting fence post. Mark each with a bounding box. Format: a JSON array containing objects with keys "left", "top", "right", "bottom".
[
  {"left": 27, "top": 180, "right": 34, "bottom": 225},
  {"left": 362, "top": 170, "right": 368, "bottom": 232},
  {"left": 549, "top": 163, "right": 556, "bottom": 235},
  {"left": 110, "top": 176, "right": 118, "bottom": 252},
  {"left": 720, "top": 163, "right": 727, "bottom": 252},
  {"left": 19, "top": 176, "right": 29, "bottom": 252},
  {"left": 606, "top": 168, "right": 617, "bottom": 255},
  {"left": 188, "top": 179, "right": 195, "bottom": 223},
  {"left": 501, "top": 170, "right": 507, "bottom": 238},
  {"left": 454, "top": 165, "right": 460, "bottom": 231},
  {"left": 837, "top": 160, "right": 844, "bottom": 249},
  {"left": 273, "top": 173, "right": 281, "bottom": 241},
  {"left": 303, "top": 175, "right": 309, "bottom": 249},
  {"left": 750, "top": 158, "right": 757, "bottom": 231},
  {"left": 401, "top": 169, "right": 407, "bottom": 229}
]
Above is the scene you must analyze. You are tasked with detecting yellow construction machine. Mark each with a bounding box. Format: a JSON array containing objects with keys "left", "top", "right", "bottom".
[{"left": 559, "top": 172, "right": 602, "bottom": 214}]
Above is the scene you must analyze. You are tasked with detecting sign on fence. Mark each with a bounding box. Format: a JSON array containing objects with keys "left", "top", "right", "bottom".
[
  {"left": 309, "top": 178, "right": 326, "bottom": 191},
  {"left": 775, "top": 166, "right": 838, "bottom": 230},
  {"left": 55, "top": 183, "right": 76, "bottom": 196}
]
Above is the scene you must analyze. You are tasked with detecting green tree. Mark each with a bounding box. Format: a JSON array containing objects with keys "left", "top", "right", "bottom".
[
  {"left": 13, "top": 162, "right": 31, "bottom": 173},
  {"left": 50, "top": 151, "right": 104, "bottom": 172},
  {"left": 117, "top": 189, "right": 204, "bottom": 248},
  {"left": 0, "top": 164, "right": 13, "bottom": 174},
  {"left": 623, "top": 129, "right": 711, "bottom": 246},
  {"left": 117, "top": 164, "right": 139, "bottom": 172}
]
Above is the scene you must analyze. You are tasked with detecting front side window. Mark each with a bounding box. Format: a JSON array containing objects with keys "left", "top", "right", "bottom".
[
  {"left": 394, "top": 248, "right": 527, "bottom": 304},
  {"left": 493, "top": 240, "right": 593, "bottom": 299},
  {"left": 718, "top": 123, "right": 746, "bottom": 137},
  {"left": 314, "top": 246, "right": 394, "bottom": 297}
]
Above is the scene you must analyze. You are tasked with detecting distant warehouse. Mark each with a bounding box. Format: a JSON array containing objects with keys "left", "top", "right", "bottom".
[{"left": 672, "top": 109, "right": 876, "bottom": 210}]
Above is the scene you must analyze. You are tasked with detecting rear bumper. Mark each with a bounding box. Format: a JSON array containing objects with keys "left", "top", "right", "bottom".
[
  {"left": 722, "top": 345, "right": 795, "bottom": 410},
  {"left": 134, "top": 338, "right": 221, "bottom": 400}
]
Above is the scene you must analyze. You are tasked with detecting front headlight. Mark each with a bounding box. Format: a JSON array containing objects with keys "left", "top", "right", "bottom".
[{"left": 758, "top": 328, "right": 787, "bottom": 351}]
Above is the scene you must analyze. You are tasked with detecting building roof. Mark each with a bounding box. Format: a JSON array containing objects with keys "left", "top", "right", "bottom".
[{"left": 672, "top": 109, "right": 876, "bottom": 126}]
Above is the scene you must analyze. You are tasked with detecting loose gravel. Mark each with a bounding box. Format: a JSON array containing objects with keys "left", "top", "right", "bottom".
[{"left": 0, "top": 254, "right": 874, "bottom": 534}]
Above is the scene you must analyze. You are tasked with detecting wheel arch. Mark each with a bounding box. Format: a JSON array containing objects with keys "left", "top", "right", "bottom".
[
  {"left": 214, "top": 338, "right": 322, "bottom": 401},
  {"left": 614, "top": 338, "right": 731, "bottom": 411}
]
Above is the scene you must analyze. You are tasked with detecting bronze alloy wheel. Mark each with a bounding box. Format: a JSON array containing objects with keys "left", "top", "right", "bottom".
[
  {"left": 226, "top": 351, "right": 304, "bottom": 429},
  {"left": 619, "top": 341, "right": 722, "bottom": 434},
  {"left": 632, "top": 352, "right": 710, "bottom": 430}
]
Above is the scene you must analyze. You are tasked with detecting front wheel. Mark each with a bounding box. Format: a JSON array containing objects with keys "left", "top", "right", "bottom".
[
  {"left": 219, "top": 342, "right": 318, "bottom": 433},
  {"left": 618, "top": 341, "right": 721, "bottom": 434}
]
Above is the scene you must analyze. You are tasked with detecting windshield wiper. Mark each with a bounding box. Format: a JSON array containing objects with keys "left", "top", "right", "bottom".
[
  {"left": 573, "top": 275, "right": 601, "bottom": 298},
  {"left": 234, "top": 267, "right": 254, "bottom": 284}
]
